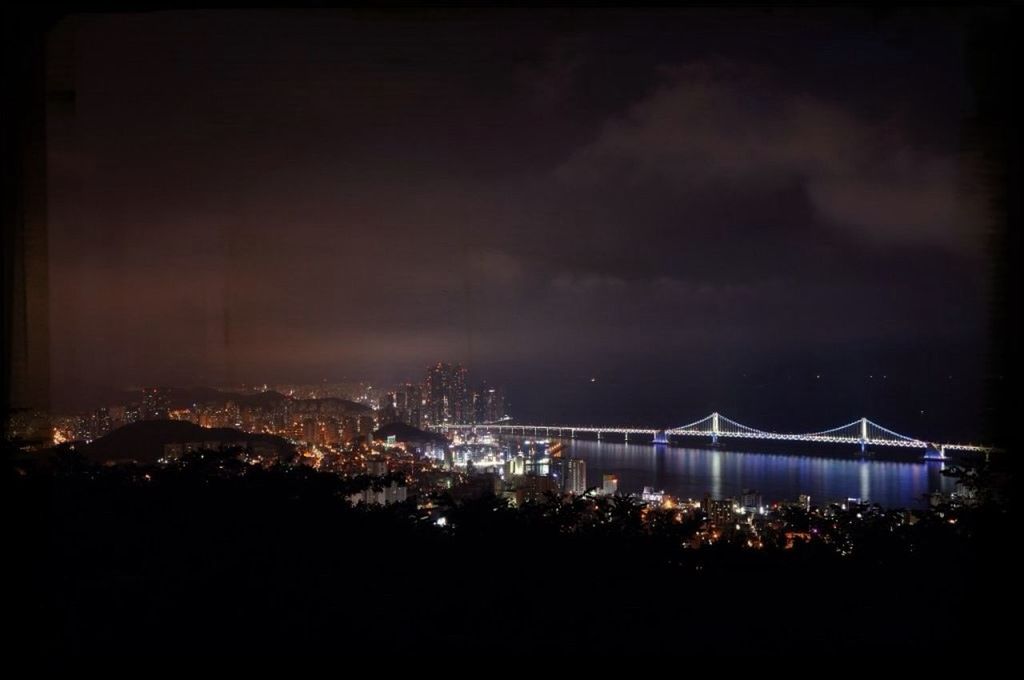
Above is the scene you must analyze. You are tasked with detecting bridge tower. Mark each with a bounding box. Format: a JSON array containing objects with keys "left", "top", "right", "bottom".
[
  {"left": 653, "top": 430, "right": 669, "bottom": 446},
  {"left": 711, "top": 412, "right": 720, "bottom": 445},
  {"left": 859, "top": 417, "right": 868, "bottom": 454}
]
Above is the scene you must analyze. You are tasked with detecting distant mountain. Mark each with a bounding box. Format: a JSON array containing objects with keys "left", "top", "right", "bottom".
[
  {"left": 373, "top": 422, "right": 447, "bottom": 445},
  {"left": 76, "top": 420, "right": 296, "bottom": 464},
  {"left": 290, "top": 397, "right": 372, "bottom": 414},
  {"left": 116, "top": 387, "right": 289, "bottom": 410},
  {"left": 112, "top": 388, "right": 365, "bottom": 412},
  {"left": 230, "top": 390, "right": 290, "bottom": 409}
]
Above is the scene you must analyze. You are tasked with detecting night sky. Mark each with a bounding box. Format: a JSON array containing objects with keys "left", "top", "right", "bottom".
[{"left": 47, "top": 9, "right": 996, "bottom": 439}]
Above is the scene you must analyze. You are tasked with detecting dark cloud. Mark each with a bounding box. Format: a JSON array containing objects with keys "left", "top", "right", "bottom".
[
  {"left": 46, "top": 9, "right": 991, "bottom": 435},
  {"left": 555, "top": 59, "right": 988, "bottom": 252}
]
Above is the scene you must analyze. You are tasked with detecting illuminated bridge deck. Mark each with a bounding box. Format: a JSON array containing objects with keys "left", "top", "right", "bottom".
[{"left": 441, "top": 413, "right": 993, "bottom": 455}]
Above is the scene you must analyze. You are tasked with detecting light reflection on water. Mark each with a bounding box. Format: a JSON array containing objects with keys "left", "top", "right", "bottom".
[{"left": 514, "top": 439, "right": 957, "bottom": 508}]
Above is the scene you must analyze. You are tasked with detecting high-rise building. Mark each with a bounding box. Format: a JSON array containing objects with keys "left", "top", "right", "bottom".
[
  {"left": 504, "top": 455, "right": 526, "bottom": 478},
  {"left": 425, "top": 362, "right": 469, "bottom": 426},
  {"left": 358, "top": 415, "right": 376, "bottom": 441},
  {"left": 397, "top": 382, "right": 424, "bottom": 429},
  {"left": 341, "top": 415, "right": 359, "bottom": 442},
  {"left": 601, "top": 474, "right": 618, "bottom": 496},
  {"left": 473, "top": 382, "right": 507, "bottom": 423},
  {"left": 471, "top": 390, "right": 484, "bottom": 423},
  {"left": 89, "top": 407, "right": 112, "bottom": 439},
  {"left": 140, "top": 388, "right": 170, "bottom": 420},
  {"left": 740, "top": 489, "right": 763, "bottom": 513},
  {"left": 302, "top": 418, "right": 319, "bottom": 444},
  {"left": 641, "top": 486, "right": 665, "bottom": 504},
  {"left": 705, "top": 496, "right": 737, "bottom": 529},
  {"left": 108, "top": 405, "right": 127, "bottom": 430},
  {"left": 378, "top": 392, "right": 400, "bottom": 425},
  {"left": 563, "top": 457, "right": 587, "bottom": 495},
  {"left": 510, "top": 474, "right": 559, "bottom": 505},
  {"left": 124, "top": 404, "right": 142, "bottom": 425},
  {"left": 349, "top": 480, "right": 407, "bottom": 506}
]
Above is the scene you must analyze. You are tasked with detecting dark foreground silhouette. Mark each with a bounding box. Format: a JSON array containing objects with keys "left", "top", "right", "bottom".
[{"left": 6, "top": 448, "right": 1014, "bottom": 659}]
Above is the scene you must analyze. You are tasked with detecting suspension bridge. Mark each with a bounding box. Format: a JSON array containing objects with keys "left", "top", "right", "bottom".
[{"left": 441, "top": 412, "right": 994, "bottom": 458}]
